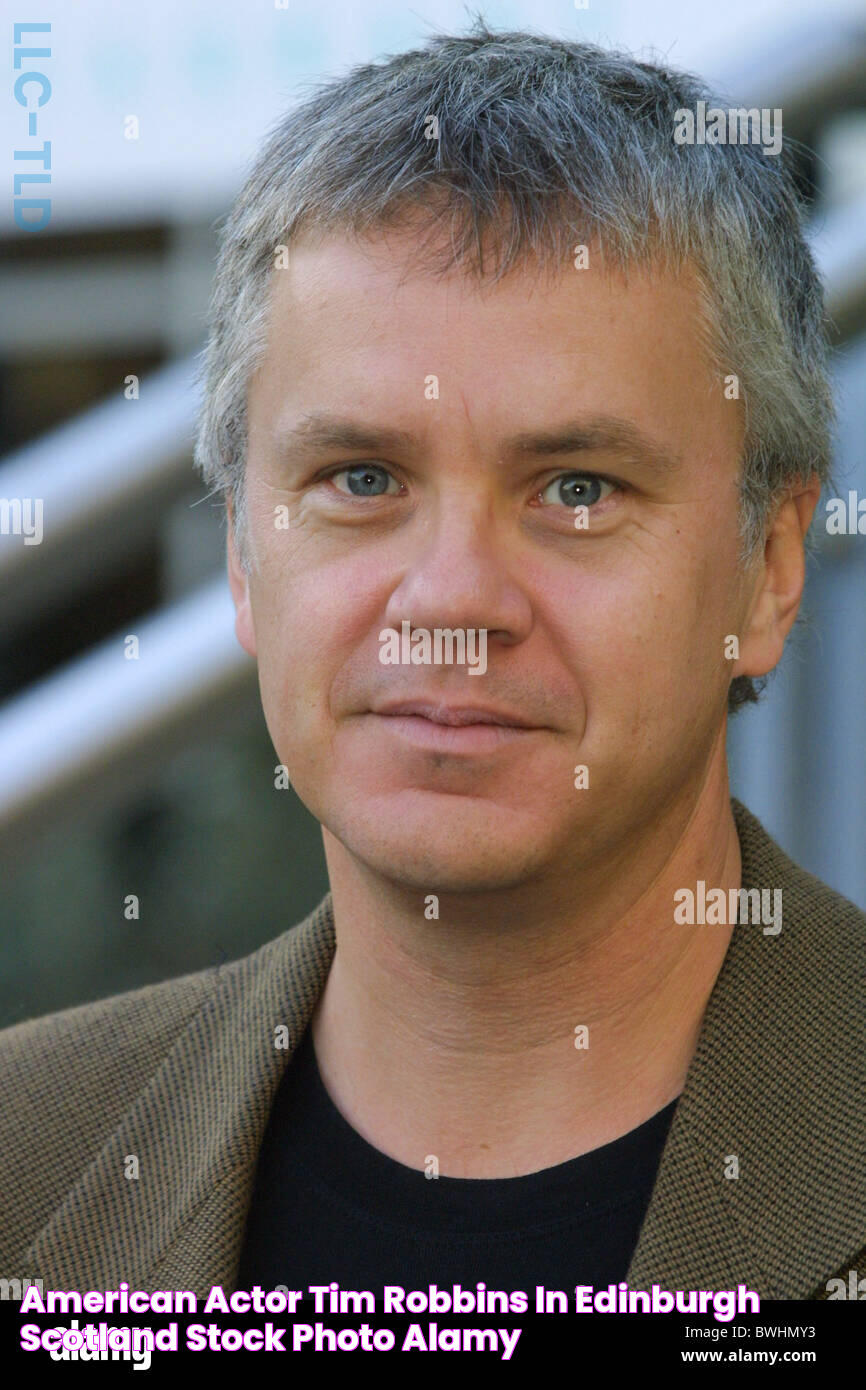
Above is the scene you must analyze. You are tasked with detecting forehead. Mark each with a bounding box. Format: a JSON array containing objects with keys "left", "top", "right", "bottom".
[
  {"left": 263, "top": 223, "right": 707, "bottom": 340},
  {"left": 249, "top": 225, "right": 741, "bottom": 467}
]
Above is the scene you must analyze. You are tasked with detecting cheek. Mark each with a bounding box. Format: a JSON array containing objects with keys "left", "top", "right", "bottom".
[
  {"left": 249, "top": 556, "right": 376, "bottom": 731},
  {"left": 557, "top": 553, "right": 729, "bottom": 723},
  {"left": 246, "top": 569, "right": 308, "bottom": 744}
]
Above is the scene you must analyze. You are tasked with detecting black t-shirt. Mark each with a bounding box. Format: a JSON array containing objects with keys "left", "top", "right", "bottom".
[{"left": 236, "top": 1023, "right": 677, "bottom": 1294}]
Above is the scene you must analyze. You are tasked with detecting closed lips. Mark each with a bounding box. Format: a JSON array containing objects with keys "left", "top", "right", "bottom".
[{"left": 374, "top": 702, "right": 536, "bottom": 727}]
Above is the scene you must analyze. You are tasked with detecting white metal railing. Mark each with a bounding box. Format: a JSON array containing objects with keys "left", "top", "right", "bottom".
[
  {"left": 0, "top": 355, "right": 202, "bottom": 632},
  {"left": 0, "top": 579, "right": 256, "bottom": 844}
]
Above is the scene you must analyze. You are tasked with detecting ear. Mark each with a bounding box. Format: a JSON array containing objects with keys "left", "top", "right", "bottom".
[
  {"left": 733, "top": 475, "right": 822, "bottom": 683},
  {"left": 226, "top": 501, "right": 257, "bottom": 659}
]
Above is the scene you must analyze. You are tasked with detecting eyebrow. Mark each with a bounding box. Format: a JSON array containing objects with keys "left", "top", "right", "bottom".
[
  {"left": 273, "top": 412, "right": 682, "bottom": 475},
  {"left": 506, "top": 418, "right": 682, "bottom": 474},
  {"left": 274, "top": 415, "right": 416, "bottom": 455}
]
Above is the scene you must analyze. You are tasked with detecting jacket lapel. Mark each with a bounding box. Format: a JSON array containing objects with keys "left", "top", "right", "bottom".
[
  {"left": 25, "top": 894, "right": 337, "bottom": 1297},
  {"left": 628, "top": 798, "right": 866, "bottom": 1297}
]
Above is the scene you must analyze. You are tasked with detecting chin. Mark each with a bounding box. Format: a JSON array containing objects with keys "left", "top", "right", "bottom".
[
  {"left": 327, "top": 796, "right": 552, "bottom": 892},
  {"left": 361, "top": 847, "right": 545, "bottom": 895}
]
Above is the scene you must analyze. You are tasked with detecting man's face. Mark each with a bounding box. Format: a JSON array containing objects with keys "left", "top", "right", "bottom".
[{"left": 232, "top": 226, "right": 753, "bottom": 893}]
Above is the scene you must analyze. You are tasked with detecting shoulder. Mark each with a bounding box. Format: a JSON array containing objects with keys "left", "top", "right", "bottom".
[
  {"left": 732, "top": 795, "right": 866, "bottom": 948},
  {"left": 2, "top": 955, "right": 230, "bottom": 1080},
  {"left": 0, "top": 904, "right": 326, "bottom": 1092},
  {"left": 0, "top": 907, "right": 327, "bottom": 1267}
]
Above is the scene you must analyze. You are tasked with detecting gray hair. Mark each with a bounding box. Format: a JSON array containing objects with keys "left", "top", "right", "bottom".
[{"left": 193, "top": 18, "right": 835, "bottom": 712}]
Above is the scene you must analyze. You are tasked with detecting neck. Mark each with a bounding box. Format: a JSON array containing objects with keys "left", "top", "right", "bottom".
[{"left": 310, "top": 745, "right": 740, "bottom": 1178}]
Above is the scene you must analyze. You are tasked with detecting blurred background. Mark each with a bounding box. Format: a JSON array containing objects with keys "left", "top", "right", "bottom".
[{"left": 2, "top": 0, "right": 865, "bottom": 1026}]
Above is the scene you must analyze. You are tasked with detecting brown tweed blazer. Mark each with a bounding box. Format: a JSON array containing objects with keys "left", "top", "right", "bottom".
[{"left": 1, "top": 799, "right": 863, "bottom": 1300}]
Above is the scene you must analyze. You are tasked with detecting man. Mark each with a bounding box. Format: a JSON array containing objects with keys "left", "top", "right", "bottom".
[{"left": 1, "top": 23, "right": 863, "bottom": 1309}]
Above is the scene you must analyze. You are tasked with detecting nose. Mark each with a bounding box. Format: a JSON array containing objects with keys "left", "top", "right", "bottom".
[{"left": 382, "top": 493, "right": 533, "bottom": 649}]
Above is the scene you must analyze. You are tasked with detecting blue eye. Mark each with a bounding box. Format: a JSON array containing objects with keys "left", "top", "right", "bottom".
[
  {"left": 540, "top": 473, "right": 615, "bottom": 508},
  {"left": 332, "top": 464, "right": 401, "bottom": 497}
]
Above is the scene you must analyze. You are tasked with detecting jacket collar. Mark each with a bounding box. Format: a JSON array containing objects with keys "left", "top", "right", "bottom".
[{"left": 27, "top": 800, "right": 863, "bottom": 1298}]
